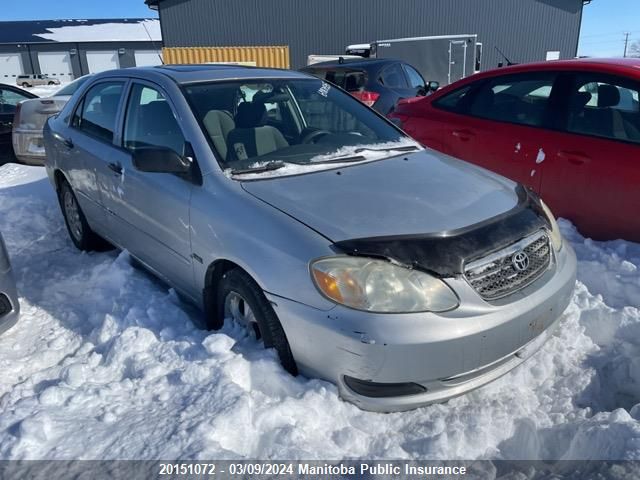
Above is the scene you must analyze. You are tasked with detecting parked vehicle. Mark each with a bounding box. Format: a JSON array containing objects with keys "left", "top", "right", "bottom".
[
  {"left": 372, "top": 35, "right": 482, "bottom": 86},
  {"left": 0, "top": 232, "right": 19, "bottom": 336},
  {"left": 390, "top": 58, "right": 640, "bottom": 242},
  {"left": 307, "top": 54, "right": 362, "bottom": 66},
  {"left": 13, "top": 75, "right": 92, "bottom": 165},
  {"left": 44, "top": 65, "right": 576, "bottom": 412},
  {"left": 16, "top": 74, "right": 61, "bottom": 88},
  {"left": 0, "top": 84, "right": 37, "bottom": 165},
  {"left": 345, "top": 43, "right": 372, "bottom": 58},
  {"left": 301, "top": 58, "right": 437, "bottom": 115}
]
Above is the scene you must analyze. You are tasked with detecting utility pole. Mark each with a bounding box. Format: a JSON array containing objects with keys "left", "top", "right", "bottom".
[{"left": 624, "top": 32, "right": 630, "bottom": 57}]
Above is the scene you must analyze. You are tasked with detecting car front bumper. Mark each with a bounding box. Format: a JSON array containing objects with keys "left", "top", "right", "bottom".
[{"left": 266, "top": 243, "right": 577, "bottom": 412}]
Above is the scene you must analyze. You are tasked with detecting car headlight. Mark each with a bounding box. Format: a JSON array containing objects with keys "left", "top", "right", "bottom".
[
  {"left": 310, "top": 256, "right": 459, "bottom": 313},
  {"left": 540, "top": 200, "right": 563, "bottom": 251}
]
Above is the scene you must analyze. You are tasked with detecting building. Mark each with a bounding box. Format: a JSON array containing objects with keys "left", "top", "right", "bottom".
[
  {"left": 0, "top": 18, "right": 162, "bottom": 83},
  {"left": 146, "top": 0, "right": 589, "bottom": 71}
]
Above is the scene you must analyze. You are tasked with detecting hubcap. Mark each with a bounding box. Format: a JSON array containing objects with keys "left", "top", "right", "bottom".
[
  {"left": 63, "top": 190, "right": 83, "bottom": 241},
  {"left": 224, "top": 291, "right": 261, "bottom": 339}
]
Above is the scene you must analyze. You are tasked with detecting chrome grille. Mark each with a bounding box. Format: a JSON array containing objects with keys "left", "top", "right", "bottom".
[{"left": 464, "top": 231, "right": 552, "bottom": 300}]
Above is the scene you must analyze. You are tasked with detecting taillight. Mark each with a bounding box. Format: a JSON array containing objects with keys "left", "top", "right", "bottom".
[
  {"left": 351, "top": 90, "right": 380, "bottom": 107},
  {"left": 13, "top": 102, "right": 22, "bottom": 130}
]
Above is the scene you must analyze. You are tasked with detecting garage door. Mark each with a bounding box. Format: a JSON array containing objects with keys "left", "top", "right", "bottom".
[
  {"left": 37, "top": 52, "right": 74, "bottom": 82},
  {"left": 86, "top": 51, "right": 120, "bottom": 73},
  {"left": 0, "top": 53, "right": 24, "bottom": 82},
  {"left": 134, "top": 50, "right": 162, "bottom": 67}
]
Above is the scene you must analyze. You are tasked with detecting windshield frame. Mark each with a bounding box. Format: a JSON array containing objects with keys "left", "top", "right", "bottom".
[{"left": 181, "top": 76, "right": 411, "bottom": 179}]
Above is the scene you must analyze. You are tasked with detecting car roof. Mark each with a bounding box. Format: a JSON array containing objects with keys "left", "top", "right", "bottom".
[
  {"left": 302, "top": 58, "right": 402, "bottom": 71},
  {"left": 425, "top": 57, "right": 640, "bottom": 100},
  {"left": 474, "top": 57, "right": 640, "bottom": 79},
  {"left": 95, "top": 64, "right": 311, "bottom": 85}
]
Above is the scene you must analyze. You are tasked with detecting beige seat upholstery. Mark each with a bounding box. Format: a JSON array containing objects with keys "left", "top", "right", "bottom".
[{"left": 203, "top": 110, "right": 235, "bottom": 159}]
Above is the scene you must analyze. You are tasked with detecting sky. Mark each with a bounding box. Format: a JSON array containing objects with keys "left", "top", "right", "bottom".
[
  {"left": 1, "top": 0, "right": 639, "bottom": 59},
  {"left": 578, "top": 0, "right": 640, "bottom": 57},
  {"left": 2, "top": 0, "right": 158, "bottom": 21}
]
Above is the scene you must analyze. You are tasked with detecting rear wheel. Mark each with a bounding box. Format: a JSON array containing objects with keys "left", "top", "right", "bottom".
[
  {"left": 216, "top": 269, "right": 297, "bottom": 375},
  {"left": 48, "top": 81, "right": 55, "bottom": 85},
  {"left": 21, "top": 82, "right": 29, "bottom": 88},
  {"left": 58, "top": 180, "right": 109, "bottom": 251}
]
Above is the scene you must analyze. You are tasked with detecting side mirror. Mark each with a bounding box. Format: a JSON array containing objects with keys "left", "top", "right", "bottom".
[
  {"left": 132, "top": 147, "right": 191, "bottom": 174},
  {"left": 427, "top": 81, "right": 440, "bottom": 92}
]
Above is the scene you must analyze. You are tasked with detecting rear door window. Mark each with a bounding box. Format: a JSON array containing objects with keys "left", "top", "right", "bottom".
[
  {"left": 72, "top": 81, "right": 124, "bottom": 143},
  {"left": 565, "top": 74, "right": 640, "bottom": 144},
  {"left": 468, "top": 73, "right": 557, "bottom": 127}
]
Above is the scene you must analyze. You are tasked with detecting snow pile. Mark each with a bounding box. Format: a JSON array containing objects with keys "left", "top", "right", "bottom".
[
  {"left": 0, "top": 164, "right": 640, "bottom": 460},
  {"left": 35, "top": 19, "right": 161, "bottom": 43},
  {"left": 229, "top": 140, "right": 422, "bottom": 179}
]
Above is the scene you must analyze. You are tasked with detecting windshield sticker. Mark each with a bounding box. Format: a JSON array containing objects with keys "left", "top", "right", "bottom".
[{"left": 318, "top": 82, "right": 331, "bottom": 97}]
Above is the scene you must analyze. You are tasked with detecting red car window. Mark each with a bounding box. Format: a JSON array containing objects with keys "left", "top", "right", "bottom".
[
  {"left": 467, "top": 73, "right": 556, "bottom": 128},
  {"left": 566, "top": 74, "right": 640, "bottom": 144}
]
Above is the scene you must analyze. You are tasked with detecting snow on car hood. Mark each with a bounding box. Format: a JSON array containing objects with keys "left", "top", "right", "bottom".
[{"left": 241, "top": 149, "right": 520, "bottom": 242}]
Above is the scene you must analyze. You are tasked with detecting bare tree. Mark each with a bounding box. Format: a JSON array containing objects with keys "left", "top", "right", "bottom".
[{"left": 629, "top": 40, "right": 640, "bottom": 58}]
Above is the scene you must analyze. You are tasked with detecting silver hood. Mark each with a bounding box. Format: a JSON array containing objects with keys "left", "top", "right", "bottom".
[{"left": 241, "top": 151, "right": 521, "bottom": 242}]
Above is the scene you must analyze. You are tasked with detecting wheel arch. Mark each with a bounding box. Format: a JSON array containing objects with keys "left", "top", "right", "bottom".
[
  {"left": 53, "top": 169, "right": 69, "bottom": 193},
  {"left": 203, "top": 258, "right": 259, "bottom": 329}
]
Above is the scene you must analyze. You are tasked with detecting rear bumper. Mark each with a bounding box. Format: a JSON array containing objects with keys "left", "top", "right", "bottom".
[
  {"left": 12, "top": 130, "right": 46, "bottom": 166},
  {"left": 267, "top": 244, "right": 576, "bottom": 412}
]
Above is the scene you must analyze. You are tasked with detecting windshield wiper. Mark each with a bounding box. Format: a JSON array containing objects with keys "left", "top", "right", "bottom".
[
  {"left": 353, "top": 145, "right": 420, "bottom": 154},
  {"left": 230, "top": 161, "right": 286, "bottom": 175},
  {"left": 311, "top": 154, "right": 367, "bottom": 164}
]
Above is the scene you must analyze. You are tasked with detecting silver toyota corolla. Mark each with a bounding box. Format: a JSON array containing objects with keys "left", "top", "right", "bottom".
[
  {"left": 43, "top": 66, "right": 576, "bottom": 412},
  {"left": 0, "top": 232, "right": 19, "bottom": 336}
]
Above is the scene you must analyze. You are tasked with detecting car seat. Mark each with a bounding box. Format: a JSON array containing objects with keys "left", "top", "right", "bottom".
[
  {"left": 226, "top": 102, "right": 289, "bottom": 161},
  {"left": 203, "top": 110, "right": 235, "bottom": 159}
]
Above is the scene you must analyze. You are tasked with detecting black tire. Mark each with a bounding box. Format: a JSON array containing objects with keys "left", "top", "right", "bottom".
[
  {"left": 216, "top": 269, "right": 298, "bottom": 375},
  {"left": 48, "top": 81, "right": 55, "bottom": 85},
  {"left": 58, "top": 179, "right": 109, "bottom": 251},
  {"left": 21, "top": 82, "right": 29, "bottom": 88}
]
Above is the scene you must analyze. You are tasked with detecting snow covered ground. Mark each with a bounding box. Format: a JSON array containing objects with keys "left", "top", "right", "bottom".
[{"left": 0, "top": 163, "right": 639, "bottom": 460}]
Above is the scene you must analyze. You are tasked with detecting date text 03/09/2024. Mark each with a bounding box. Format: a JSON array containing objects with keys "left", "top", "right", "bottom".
[{"left": 158, "top": 462, "right": 469, "bottom": 476}]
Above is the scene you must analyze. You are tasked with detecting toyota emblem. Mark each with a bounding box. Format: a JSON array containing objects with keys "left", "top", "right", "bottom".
[{"left": 512, "top": 251, "right": 530, "bottom": 272}]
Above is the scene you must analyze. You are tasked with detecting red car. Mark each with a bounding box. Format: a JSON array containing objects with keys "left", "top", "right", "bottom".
[{"left": 390, "top": 58, "right": 640, "bottom": 242}]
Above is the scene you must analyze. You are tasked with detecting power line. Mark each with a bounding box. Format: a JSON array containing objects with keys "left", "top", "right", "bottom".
[{"left": 580, "top": 29, "right": 640, "bottom": 39}]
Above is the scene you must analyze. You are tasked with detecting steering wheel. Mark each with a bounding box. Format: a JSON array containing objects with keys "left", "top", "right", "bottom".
[{"left": 300, "top": 129, "right": 332, "bottom": 144}]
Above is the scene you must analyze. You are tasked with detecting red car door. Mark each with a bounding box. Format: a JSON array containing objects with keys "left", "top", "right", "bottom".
[
  {"left": 539, "top": 72, "right": 640, "bottom": 241},
  {"left": 443, "top": 72, "right": 559, "bottom": 193},
  {"left": 397, "top": 84, "right": 474, "bottom": 156}
]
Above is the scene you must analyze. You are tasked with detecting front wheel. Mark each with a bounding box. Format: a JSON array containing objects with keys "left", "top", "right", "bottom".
[
  {"left": 48, "top": 81, "right": 55, "bottom": 85},
  {"left": 216, "top": 269, "right": 297, "bottom": 375},
  {"left": 58, "top": 180, "right": 108, "bottom": 251},
  {"left": 21, "top": 82, "right": 29, "bottom": 88}
]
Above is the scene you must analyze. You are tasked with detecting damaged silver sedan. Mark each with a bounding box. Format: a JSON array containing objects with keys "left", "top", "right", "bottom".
[{"left": 44, "top": 65, "right": 576, "bottom": 411}]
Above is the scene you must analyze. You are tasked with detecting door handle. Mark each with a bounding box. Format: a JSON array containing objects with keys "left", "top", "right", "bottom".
[
  {"left": 451, "top": 129, "right": 475, "bottom": 141},
  {"left": 557, "top": 150, "right": 590, "bottom": 166},
  {"left": 52, "top": 132, "right": 73, "bottom": 149},
  {"left": 108, "top": 162, "right": 123, "bottom": 175}
]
